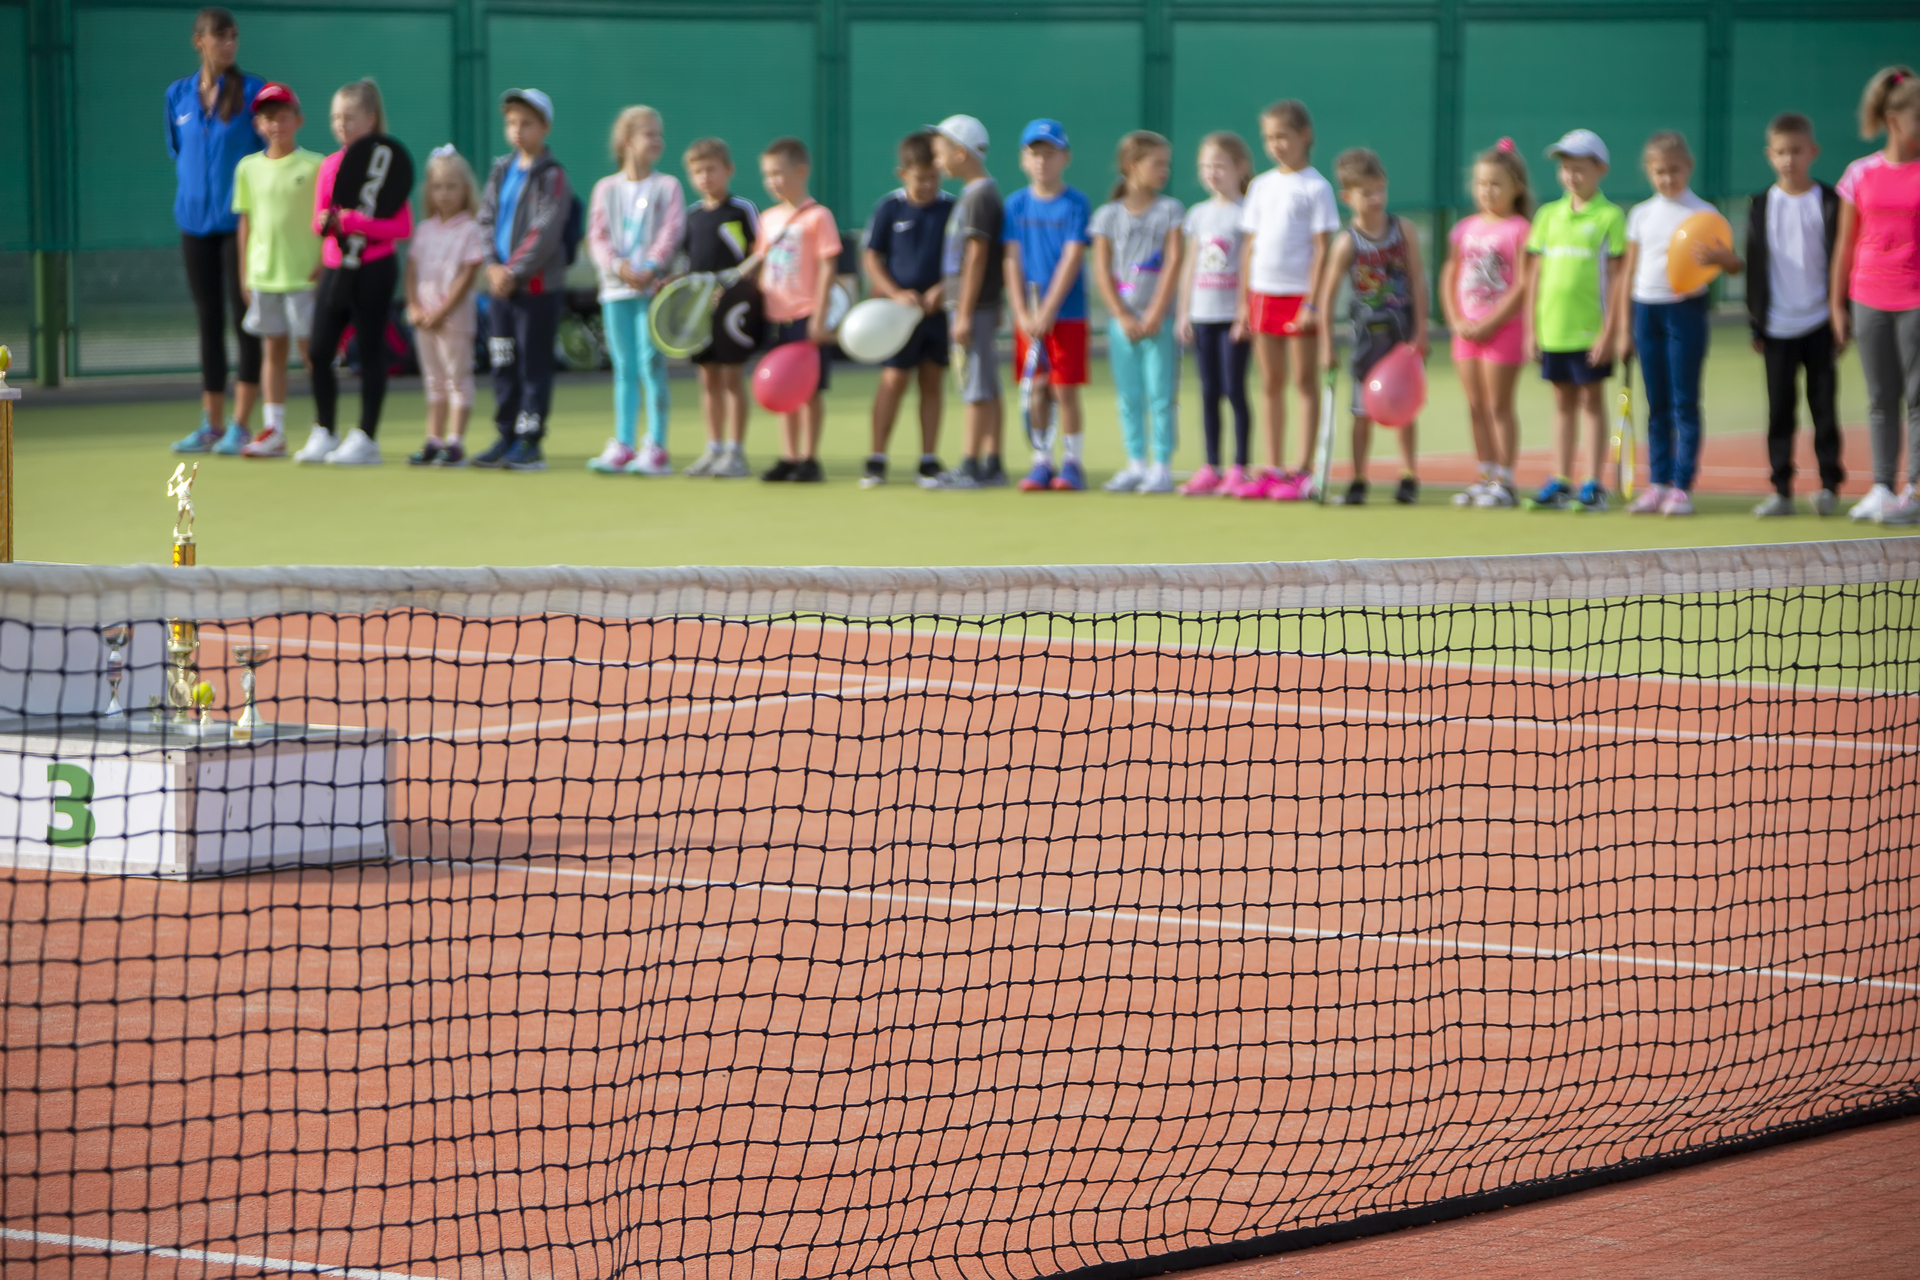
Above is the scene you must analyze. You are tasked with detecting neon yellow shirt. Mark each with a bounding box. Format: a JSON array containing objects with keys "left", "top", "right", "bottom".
[
  {"left": 1527, "top": 193, "right": 1627, "bottom": 353},
  {"left": 232, "top": 148, "right": 324, "bottom": 293}
]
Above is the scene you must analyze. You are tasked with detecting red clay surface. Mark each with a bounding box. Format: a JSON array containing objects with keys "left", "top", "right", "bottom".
[{"left": 4, "top": 613, "right": 1917, "bottom": 1280}]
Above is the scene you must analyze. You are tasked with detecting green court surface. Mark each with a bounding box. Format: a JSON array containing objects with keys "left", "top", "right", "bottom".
[{"left": 13, "top": 326, "right": 1894, "bottom": 569}]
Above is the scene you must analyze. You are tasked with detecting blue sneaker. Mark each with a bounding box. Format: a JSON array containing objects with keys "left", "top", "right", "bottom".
[
  {"left": 1523, "top": 477, "right": 1573, "bottom": 511},
  {"left": 1052, "top": 459, "right": 1087, "bottom": 491},
  {"left": 1017, "top": 460, "right": 1054, "bottom": 492},
  {"left": 171, "top": 419, "right": 218, "bottom": 453},
  {"left": 209, "top": 421, "right": 249, "bottom": 455},
  {"left": 1575, "top": 479, "right": 1609, "bottom": 512},
  {"left": 502, "top": 438, "right": 546, "bottom": 471}
]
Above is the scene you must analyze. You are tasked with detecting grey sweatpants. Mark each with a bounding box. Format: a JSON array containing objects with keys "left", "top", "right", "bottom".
[{"left": 1853, "top": 302, "right": 1920, "bottom": 487}]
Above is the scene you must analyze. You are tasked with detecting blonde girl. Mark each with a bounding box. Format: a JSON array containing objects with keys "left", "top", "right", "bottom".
[
  {"left": 1441, "top": 138, "right": 1534, "bottom": 506},
  {"left": 1175, "top": 131, "right": 1253, "bottom": 495},
  {"left": 1090, "top": 130, "right": 1186, "bottom": 492},
  {"left": 405, "top": 147, "right": 488, "bottom": 465}
]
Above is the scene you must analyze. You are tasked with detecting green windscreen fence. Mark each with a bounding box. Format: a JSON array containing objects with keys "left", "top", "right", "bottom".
[{"left": 24, "top": 0, "right": 1920, "bottom": 376}]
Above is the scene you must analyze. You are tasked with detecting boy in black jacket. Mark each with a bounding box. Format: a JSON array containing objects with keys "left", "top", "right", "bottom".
[{"left": 1746, "top": 112, "right": 1843, "bottom": 516}]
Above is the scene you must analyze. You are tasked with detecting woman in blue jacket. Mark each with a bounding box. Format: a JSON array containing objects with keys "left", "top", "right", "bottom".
[{"left": 167, "top": 6, "right": 265, "bottom": 454}]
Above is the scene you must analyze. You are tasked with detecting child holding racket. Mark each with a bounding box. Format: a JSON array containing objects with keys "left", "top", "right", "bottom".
[
  {"left": 1090, "top": 131, "right": 1185, "bottom": 493},
  {"left": 677, "top": 138, "right": 761, "bottom": 478},
  {"left": 753, "top": 136, "right": 841, "bottom": 483},
  {"left": 587, "top": 106, "right": 686, "bottom": 477},
  {"left": 1004, "top": 119, "right": 1091, "bottom": 492},
  {"left": 295, "top": 79, "right": 412, "bottom": 467},
  {"left": 404, "top": 146, "right": 488, "bottom": 467},
  {"left": 1237, "top": 100, "right": 1340, "bottom": 501},
  {"left": 1440, "top": 138, "right": 1533, "bottom": 507},
  {"left": 1176, "top": 132, "right": 1253, "bottom": 495}
]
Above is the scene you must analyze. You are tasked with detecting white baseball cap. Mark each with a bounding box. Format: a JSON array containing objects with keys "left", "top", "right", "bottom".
[
  {"left": 928, "top": 114, "right": 989, "bottom": 158},
  {"left": 1546, "top": 128, "right": 1608, "bottom": 166},
  {"left": 501, "top": 88, "right": 554, "bottom": 125}
]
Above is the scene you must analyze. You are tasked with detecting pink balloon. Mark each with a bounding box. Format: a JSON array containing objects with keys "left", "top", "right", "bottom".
[
  {"left": 1360, "top": 343, "right": 1426, "bottom": 428},
  {"left": 753, "top": 342, "right": 821, "bottom": 413}
]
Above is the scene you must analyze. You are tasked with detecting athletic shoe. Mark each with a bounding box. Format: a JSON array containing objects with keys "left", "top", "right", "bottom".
[
  {"left": 917, "top": 458, "right": 945, "bottom": 488},
  {"left": 713, "top": 448, "right": 751, "bottom": 479},
  {"left": 210, "top": 421, "right": 249, "bottom": 455},
  {"left": 860, "top": 458, "right": 888, "bottom": 488},
  {"left": 1879, "top": 491, "right": 1920, "bottom": 525},
  {"left": 1453, "top": 479, "right": 1487, "bottom": 506},
  {"left": 1811, "top": 488, "right": 1839, "bottom": 517},
  {"left": 1233, "top": 467, "right": 1285, "bottom": 500},
  {"left": 1753, "top": 493, "right": 1796, "bottom": 518},
  {"left": 171, "top": 420, "right": 218, "bottom": 453},
  {"left": 587, "top": 439, "right": 636, "bottom": 474},
  {"left": 292, "top": 426, "right": 338, "bottom": 464},
  {"left": 1851, "top": 483, "right": 1895, "bottom": 521},
  {"left": 1218, "top": 465, "right": 1249, "bottom": 494},
  {"left": 1658, "top": 487, "right": 1694, "bottom": 516},
  {"left": 978, "top": 461, "right": 1010, "bottom": 487},
  {"left": 240, "top": 426, "right": 287, "bottom": 459},
  {"left": 761, "top": 459, "right": 799, "bottom": 482},
  {"left": 932, "top": 460, "right": 981, "bottom": 489},
  {"left": 1339, "top": 479, "right": 1368, "bottom": 506},
  {"left": 1626, "top": 483, "right": 1668, "bottom": 514},
  {"left": 1576, "top": 479, "right": 1609, "bottom": 512},
  {"left": 471, "top": 438, "right": 513, "bottom": 469},
  {"left": 1395, "top": 476, "right": 1420, "bottom": 506},
  {"left": 1052, "top": 459, "right": 1087, "bottom": 491},
  {"left": 626, "top": 442, "right": 673, "bottom": 476},
  {"left": 1139, "top": 463, "right": 1175, "bottom": 494},
  {"left": 1473, "top": 480, "right": 1517, "bottom": 508},
  {"left": 1103, "top": 461, "right": 1147, "bottom": 493},
  {"left": 435, "top": 442, "right": 467, "bottom": 468},
  {"left": 324, "top": 428, "right": 383, "bottom": 466},
  {"left": 409, "top": 439, "right": 443, "bottom": 467},
  {"left": 1270, "top": 470, "right": 1315, "bottom": 501},
  {"left": 793, "top": 458, "right": 825, "bottom": 483},
  {"left": 1020, "top": 460, "right": 1057, "bottom": 491},
  {"left": 501, "top": 439, "right": 545, "bottom": 470},
  {"left": 1523, "top": 478, "right": 1573, "bottom": 511},
  {"left": 1179, "top": 464, "right": 1224, "bottom": 496},
  {"left": 683, "top": 443, "right": 724, "bottom": 477}
]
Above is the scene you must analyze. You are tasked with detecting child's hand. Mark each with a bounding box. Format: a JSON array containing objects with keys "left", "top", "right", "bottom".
[
  {"left": 405, "top": 302, "right": 425, "bottom": 326},
  {"left": 1522, "top": 332, "right": 1537, "bottom": 363},
  {"left": 1229, "top": 317, "right": 1248, "bottom": 343},
  {"left": 1291, "top": 303, "right": 1318, "bottom": 336},
  {"left": 895, "top": 288, "right": 923, "bottom": 312},
  {"left": 806, "top": 314, "right": 830, "bottom": 345},
  {"left": 487, "top": 265, "right": 516, "bottom": 297},
  {"left": 1751, "top": 336, "right": 1764, "bottom": 355},
  {"left": 951, "top": 311, "right": 973, "bottom": 348},
  {"left": 1831, "top": 304, "right": 1851, "bottom": 353},
  {"left": 239, "top": 284, "right": 251, "bottom": 308},
  {"left": 1693, "top": 243, "right": 1740, "bottom": 270},
  {"left": 1413, "top": 328, "right": 1430, "bottom": 359},
  {"left": 1588, "top": 333, "right": 1616, "bottom": 367},
  {"left": 1175, "top": 317, "right": 1193, "bottom": 346}
]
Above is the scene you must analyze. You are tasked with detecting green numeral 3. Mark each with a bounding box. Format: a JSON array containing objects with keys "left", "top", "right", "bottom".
[{"left": 47, "top": 763, "right": 97, "bottom": 847}]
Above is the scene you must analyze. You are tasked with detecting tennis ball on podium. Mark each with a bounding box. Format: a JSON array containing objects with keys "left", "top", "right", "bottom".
[
  {"left": 0, "top": 344, "right": 11, "bottom": 378},
  {"left": 192, "top": 680, "right": 216, "bottom": 709},
  {"left": 1668, "top": 210, "right": 1733, "bottom": 294}
]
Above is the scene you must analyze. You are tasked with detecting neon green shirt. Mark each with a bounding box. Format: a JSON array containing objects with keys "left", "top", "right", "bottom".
[
  {"left": 1527, "top": 193, "right": 1627, "bottom": 353},
  {"left": 232, "top": 148, "right": 324, "bottom": 293}
]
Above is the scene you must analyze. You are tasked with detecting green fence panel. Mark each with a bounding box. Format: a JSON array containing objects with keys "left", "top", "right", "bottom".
[
  {"left": 1171, "top": 21, "right": 1437, "bottom": 210},
  {"left": 1, "top": 3, "right": 29, "bottom": 254},
  {"left": 1462, "top": 20, "right": 1707, "bottom": 208},
  {"left": 1730, "top": 19, "right": 1920, "bottom": 193},
  {"left": 847, "top": 19, "right": 1142, "bottom": 231}
]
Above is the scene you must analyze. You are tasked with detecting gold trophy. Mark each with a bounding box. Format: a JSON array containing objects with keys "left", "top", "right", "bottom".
[
  {"left": 230, "top": 642, "right": 272, "bottom": 740},
  {"left": 102, "top": 624, "right": 132, "bottom": 716},
  {"left": 164, "top": 464, "right": 204, "bottom": 727}
]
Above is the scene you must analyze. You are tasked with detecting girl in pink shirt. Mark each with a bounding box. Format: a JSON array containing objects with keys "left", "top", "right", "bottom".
[
  {"left": 1440, "top": 139, "right": 1534, "bottom": 507},
  {"left": 1834, "top": 65, "right": 1920, "bottom": 523},
  {"left": 405, "top": 147, "right": 489, "bottom": 466}
]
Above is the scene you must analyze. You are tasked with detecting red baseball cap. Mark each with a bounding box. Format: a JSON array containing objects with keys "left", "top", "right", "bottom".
[{"left": 252, "top": 83, "right": 300, "bottom": 112}]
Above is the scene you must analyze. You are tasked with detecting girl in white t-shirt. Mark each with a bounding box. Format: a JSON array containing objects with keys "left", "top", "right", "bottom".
[
  {"left": 1619, "top": 130, "right": 1742, "bottom": 516},
  {"left": 1175, "top": 131, "right": 1253, "bottom": 495},
  {"left": 404, "top": 147, "right": 488, "bottom": 466}
]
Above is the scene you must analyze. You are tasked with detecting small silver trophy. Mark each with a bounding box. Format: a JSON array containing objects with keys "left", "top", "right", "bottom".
[
  {"left": 102, "top": 624, "right": 132, "bottom": 716},
  {"left": 230, "top": 641, "right": 272, "bottom": 740}
]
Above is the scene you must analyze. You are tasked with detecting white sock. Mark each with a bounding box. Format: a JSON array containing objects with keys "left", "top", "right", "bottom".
[
  {"left": 263, "top": 403, "right": 285, "bottom": 431},
  {"left": 1063, "top": 433, "right": 1084, "bottom": 462}
]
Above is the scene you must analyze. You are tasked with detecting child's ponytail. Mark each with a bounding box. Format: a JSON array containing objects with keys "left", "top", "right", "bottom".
[
  {"left": 1110, "top": 130, "right": 1171, "bottom": 202},
  {"left": 1474, "top": 137, "right": 1532, "bottom": 219},
  {"left": 1859, "top": 65, "right": 1920, "bottom": 139},
  {"left": 335, "top": 78, "right": 387, "bottom": 136}
]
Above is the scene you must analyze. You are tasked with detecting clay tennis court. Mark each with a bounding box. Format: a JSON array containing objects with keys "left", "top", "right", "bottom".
[{"left": 5, "top": 593, "right": 1918, "bottom": 1280}]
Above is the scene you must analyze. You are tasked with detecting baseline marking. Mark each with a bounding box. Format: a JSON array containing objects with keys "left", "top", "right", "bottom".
[{"left": 0, "top": 1228, "right": 440, "bottom": 1280}]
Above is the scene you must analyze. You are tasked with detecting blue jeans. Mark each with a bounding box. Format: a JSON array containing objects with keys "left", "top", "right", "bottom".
[
  {"left": 603, "top": 295, "right": 669, "bottom": 448},
  {"left": 1107, "top": 318, "right": 1179, "bottom": 464},
  {"left": 1633, "top": 296, "right": 1709, "bottom": 489}
]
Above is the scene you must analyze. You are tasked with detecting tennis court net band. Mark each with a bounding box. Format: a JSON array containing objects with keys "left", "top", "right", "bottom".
[{"left": 3, "top": 540, "right": 1918, "bottom": 1280}]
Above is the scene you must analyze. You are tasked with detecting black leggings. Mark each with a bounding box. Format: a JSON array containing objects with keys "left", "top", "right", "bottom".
[
  {"left": 309, "top": 257, "right": 400, "bottom": 438},
  {"left": 1192, "top": 321, "right": 1251, "bottom": 468},
  {"left": 181, "top": 231, "right": 261, "bottom": 395}
]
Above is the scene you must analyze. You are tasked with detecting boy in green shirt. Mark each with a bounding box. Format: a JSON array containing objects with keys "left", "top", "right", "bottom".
[
  {"left": 231, "top": 82, "right": 324, "bottom": 458},
  {"left": 1524, "top": 129, "right": 1627, "bottom": 511}
]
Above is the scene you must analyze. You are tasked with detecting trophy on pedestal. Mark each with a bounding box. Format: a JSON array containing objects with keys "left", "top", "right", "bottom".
[
  {"left": 162, "top": 464, "right": 210, "bottom": 729},
  {"left": 230, "top": 642, "right": 273, "bottom": 740},
  {"left": 101, "top": 625, "right": 132, "bottom": 716}
]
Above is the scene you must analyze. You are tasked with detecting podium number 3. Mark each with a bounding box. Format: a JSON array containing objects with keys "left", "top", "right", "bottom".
[{"left": 47, "top": 763, "right": 97, "bottom": 847}]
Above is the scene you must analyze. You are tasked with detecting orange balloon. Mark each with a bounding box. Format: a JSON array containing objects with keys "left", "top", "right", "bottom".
[{"left": 1667, "top": 209, "right": 1733, "bottom": 295}]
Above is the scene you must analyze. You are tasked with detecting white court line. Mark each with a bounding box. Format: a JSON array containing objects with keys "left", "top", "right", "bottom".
[
  {"left": 438, "top": 858, "right": 1920, "bottom": 998},
  {"left": 0, "top": 1228, "right": 439, "bottom": 1280}
]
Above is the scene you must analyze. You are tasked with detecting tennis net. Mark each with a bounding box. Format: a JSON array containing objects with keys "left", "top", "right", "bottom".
[{"left": 3, "top": 540, "right": 1918, "bottom": 1280}]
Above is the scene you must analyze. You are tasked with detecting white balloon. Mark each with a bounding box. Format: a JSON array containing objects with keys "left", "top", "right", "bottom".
[{"left": 838, "top": 299, "right": 921, "bottom": 363}]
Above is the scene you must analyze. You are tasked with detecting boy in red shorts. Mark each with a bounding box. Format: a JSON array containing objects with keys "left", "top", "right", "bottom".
[{"left": 1002, "top": 119, "right": 1091, "bottom": 491}]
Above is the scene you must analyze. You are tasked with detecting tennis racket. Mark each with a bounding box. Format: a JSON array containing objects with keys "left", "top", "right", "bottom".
[
  {"left": 330, "top": 133, "right": 414, "bottom": 270},
  {"left": 1021, "top": 284, "right": 1056, "bottom": 455},
  {"left": 648, "top": 269, "right": 740, "bottom": 359},
  {"left": 1313, "top": 367, "right": 1338, "bottom": 504},
  {"left": 1613, "top": 353, "right": 1637, "bottom": 501}
]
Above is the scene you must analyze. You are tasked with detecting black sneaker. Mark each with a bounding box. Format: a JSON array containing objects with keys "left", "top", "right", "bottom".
[
  {"left": 860, "top": 458, "right": 887, "bottom": 488},
  {"left": 1394, "top": 475, "right": 1419, "bottom": 505},
  {"left": 761, "top": 458, "right": 799, "bottom": 482},
  {"left": 503, "top": 438, "right": 546, "bottom": 471},
  {"left": 472, "top": 437, "right": 513, "bottom": 469},
  {"left": 408, "top": 439, "right": 442, "bottom": 466},
  {"left": 1341, "top": 479, "right": 1369, "bottom": 505},
  {"left": 434, "top": 441, "right": 466, "bottom": 467},
  {"left": 793, "top": 457, "right": 825, "bottom": 483},
  {"left": 917, "top": 457, "right": 944, "bottom": 488}
]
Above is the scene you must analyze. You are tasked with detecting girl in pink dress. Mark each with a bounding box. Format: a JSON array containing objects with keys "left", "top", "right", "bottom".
[
  {"left": 1441, "top": 138, "right": 1533, "bottom": 507},
  {"left": 405, "top": 147, "right": 489, "bottom": 466}
]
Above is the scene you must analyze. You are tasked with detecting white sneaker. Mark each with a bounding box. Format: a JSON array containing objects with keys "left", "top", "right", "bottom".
[
  {"left": 292, "top": 426, "right": 337, "bottom": 464},
  {"left": 240, "top": 425, "right": 286, "bottom": 459},
  {"left": 324, "top": 427, "right": 383, "bottom": 466},
  {"left": 713, "top": 446, "right": 751, "bottom": 478},
  {"left": 1879, "top": 488, "right": 1920, "bottom": 526},
  {"left": 1453, "top": 479, "right": 1487, "bottom": 506},
  {"left": 1104, "top": 461, "right": 1148, "bottom": 493},
  {"left": 1138, "top": 462, "right": 1175, "bottom": 493},
  {"left": 586, "top": 439, "right": 636, "bottom": 474},
  {"left": 683, "top": 443, "right": 724, "bottom": 477},
  {"left": 1473, "top": 480, "right": 1518, "bottom": 508},
  {"left": 1851, "top": 483, "right": 1895, "bottom": 521},
  {"left": 624, "top": 442, "right": 673, "bottom": 476}
]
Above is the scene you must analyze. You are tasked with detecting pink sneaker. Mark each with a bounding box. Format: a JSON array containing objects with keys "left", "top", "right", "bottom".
[
  {"left": 1219, "top": 464, "right": 1249, "bottom": 494},
  {"left": 1269, "top": 469, "right": 1313, "bottom": 501},
  {"left": 1234, "top": 467, "right": 1284, "bottom": 499},
  {"left": 1659, "top": 487, "right": 1694, "bottom": 516},
  {"left": 1626, "top": 483, "right": 1668, "bottom": 514},
  {"left": 1180, "top": 464, "right": 1224, "bottom": 496}
]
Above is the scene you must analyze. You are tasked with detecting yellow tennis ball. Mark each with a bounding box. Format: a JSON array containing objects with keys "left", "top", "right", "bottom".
[
  {"left": 0, "top": 345, "right": 11, "bottom": 376},
  {"left": 192, "top": 680, "right": 216, "bottom": 707}
]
